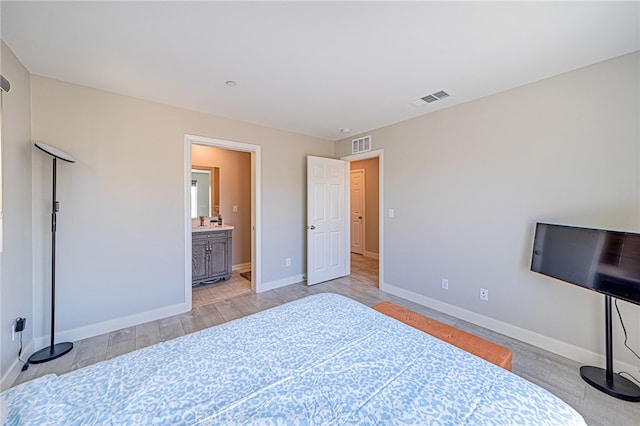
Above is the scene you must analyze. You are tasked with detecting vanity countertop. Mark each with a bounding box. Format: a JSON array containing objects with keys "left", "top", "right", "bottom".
[{"left": 192, "top": 224, "right": 234, "bottom": 233}]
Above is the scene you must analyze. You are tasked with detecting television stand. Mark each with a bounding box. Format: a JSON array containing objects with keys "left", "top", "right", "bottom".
[
  {"left": 580, "top": 366, "right": 640, "bottom": 401},
  {"left": 580, "top": 295, "right": 640, "bottom": 402}
]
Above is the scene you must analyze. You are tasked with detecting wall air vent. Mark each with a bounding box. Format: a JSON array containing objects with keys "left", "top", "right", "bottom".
[
  {"left": 409, "top": 89, "right": 452, "bottom": 107},
  {"left": 352, "top": 135, "right": 372, "bottom": 154}
]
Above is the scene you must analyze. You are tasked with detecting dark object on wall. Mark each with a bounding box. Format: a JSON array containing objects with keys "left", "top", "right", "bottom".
[
  {"left": 15, "top": 317, "right": 26, "bottom": 333},
  {"left": 0, "top": 75, "right": 10, "bottom": 93},
  {"left": 531, "top": 222, "right": 640, "bottom": 402},
  {"left": 29, "top": 142, "right": 76, "bottom": 364}
]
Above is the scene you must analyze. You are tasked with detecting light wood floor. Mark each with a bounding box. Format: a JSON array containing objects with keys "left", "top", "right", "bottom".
[{"left": 13, "top": 254, "right": 640, "bottom": 425}]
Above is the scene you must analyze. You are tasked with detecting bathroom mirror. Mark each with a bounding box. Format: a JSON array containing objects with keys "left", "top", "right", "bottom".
[{"left": 191, "top": 167, "right": 220, "bottom": 218}]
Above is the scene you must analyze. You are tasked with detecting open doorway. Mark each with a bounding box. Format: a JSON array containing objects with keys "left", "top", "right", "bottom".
[
  {"left": 343, "top": 150, "right": 383, "bottom": 288},
  {"left": 184, "top": 135, "right": 262, "bottom": 311},
  {"left": 191, "top": 145, "right": 251, "bottom": 306},
  {"left": 349, "top": 157, "right": 379, "bottom": 286}
]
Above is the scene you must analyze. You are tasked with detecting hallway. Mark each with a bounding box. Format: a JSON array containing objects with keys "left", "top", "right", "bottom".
[{"left": 349, "top": 253, "right": 379, "bottom": 287}]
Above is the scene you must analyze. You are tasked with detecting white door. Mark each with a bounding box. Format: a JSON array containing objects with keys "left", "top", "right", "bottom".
[
  {"left": 350, "top": 169, "right": 365, "bottom": 255},
  {"left": 307, "top": 156, "right": 347, "bottom": 285}
]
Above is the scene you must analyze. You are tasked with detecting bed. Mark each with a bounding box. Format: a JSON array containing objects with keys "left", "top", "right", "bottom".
[{"left": 2, "top": 293, "right": 585, "bottom": 425}]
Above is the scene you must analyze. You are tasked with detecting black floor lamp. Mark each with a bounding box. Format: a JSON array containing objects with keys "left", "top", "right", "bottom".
[{"left": 29, "top": 142, "right": 75, "bottom": 364}]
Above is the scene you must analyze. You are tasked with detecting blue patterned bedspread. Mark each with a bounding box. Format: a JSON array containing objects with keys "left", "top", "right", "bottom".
[{"left": 2, "top": 293, "right": 585, "bottom": 425}]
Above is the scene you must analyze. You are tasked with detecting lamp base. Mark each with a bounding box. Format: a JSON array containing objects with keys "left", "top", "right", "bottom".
[
  {"left": 580, "top": 366, "right": 640, "bottom": 402},
  {"left": 28, "top": 342, "right": 73, "bottom": 364}
]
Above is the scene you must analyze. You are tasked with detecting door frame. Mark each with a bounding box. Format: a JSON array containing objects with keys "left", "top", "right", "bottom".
[
  {"left": 184, "top": 134, "right": 262, "bottom": 310},
  {"left": 341, "top": 149, "right": 384, "bottom": 287}
]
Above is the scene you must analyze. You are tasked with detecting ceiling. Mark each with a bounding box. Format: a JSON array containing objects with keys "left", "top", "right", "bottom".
[{"left": 2, "top": 1, "right": 639, "bottom": 141}]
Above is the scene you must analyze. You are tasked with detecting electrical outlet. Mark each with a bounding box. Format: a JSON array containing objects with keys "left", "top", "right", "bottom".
[
  {"left": 285, "top": 258, "right": 291, "bottom": 267},
  {"left": 12, "top": 317, "right": 26, "bottom": 342},
  {"left": 480, "top": 288, "right": 489, "bottom": 301},
  {"left": 441, "top": 278, "right": 449, "bottom": 290}
]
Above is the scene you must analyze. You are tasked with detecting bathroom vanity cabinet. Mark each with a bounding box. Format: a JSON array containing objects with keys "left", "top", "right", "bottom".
[{"left": 192, "top": 226, "right": 233, "bottom": 285}]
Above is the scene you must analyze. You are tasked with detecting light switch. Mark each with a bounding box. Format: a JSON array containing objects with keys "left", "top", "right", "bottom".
[
  {"left": 233, "top": 205, "right": 238, "bottom": 213},
  {"left": 388, "top": 209, "right": 394, "bottom": 218}
]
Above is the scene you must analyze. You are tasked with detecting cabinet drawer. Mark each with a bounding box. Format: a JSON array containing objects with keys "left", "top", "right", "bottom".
[{"left": 193, "top": 230, "right": 230, "bottom": 240}]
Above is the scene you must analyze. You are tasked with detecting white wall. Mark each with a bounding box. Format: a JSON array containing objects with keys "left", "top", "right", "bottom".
[
  {"left": 0, "top": 42, "right": 33, "bottom": 389},
  {"left": 29, "top": 76, "right": 333, "bottom": 352},
  {"left": 336, "top": 52, "right": 640, "bottom": 369}
]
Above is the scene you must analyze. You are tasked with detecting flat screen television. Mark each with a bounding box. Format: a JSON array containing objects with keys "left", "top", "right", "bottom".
[
  {"left": 531, "top": 223, "right": 640, "bottom": 305},
  {"left": 530, "top": 222, "right": 640, "bottom": 401}
]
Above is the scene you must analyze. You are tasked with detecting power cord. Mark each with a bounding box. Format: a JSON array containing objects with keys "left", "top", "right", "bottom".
[
  {"left": 614, "top": 299, "right": 639, "bottom": 384},
  {"left": 17, "top": 329, "right": 29, "bottom": 371}
]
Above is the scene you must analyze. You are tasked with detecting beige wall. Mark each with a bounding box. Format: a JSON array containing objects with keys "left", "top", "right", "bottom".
[
  {"left": 0, "top": 42, "right": 33, "bottom": 388},
  {"left": 336, "top": 52, "right": 640, "bottom": 369},
  {"left": 192, "top": 145, "right": 251, "bottom": 266},
  {"left": 350, "top": 158, "right": 379, "bottom": 255},
  {"left": 27, "top": 75, "right": 333, "bottom": 352}
]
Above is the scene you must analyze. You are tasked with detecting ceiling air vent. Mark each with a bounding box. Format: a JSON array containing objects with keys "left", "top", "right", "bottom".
[
  {"left": 432, "top": 90, "right": 450, "bottom": 99},
  {"left": 421, "top": 94, "right": 438, "bottom": 103},
  {"left": 352, "top": 135, "right": 372, "bottom": 154},
  {"left": 409, "top": 89, "right": 452, "bottom": 107}
]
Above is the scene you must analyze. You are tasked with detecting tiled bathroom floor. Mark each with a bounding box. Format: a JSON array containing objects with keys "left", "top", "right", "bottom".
[{"left": 192, "top": 269, "right": 252, "bottom": 308}]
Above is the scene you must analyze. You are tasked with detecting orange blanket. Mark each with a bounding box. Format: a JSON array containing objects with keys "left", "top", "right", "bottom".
[{"left": 373, "top": 301, "right": 512, "bottom": 371}]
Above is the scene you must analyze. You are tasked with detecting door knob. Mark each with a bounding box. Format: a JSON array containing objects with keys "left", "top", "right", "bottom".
[
  {"left": 358, "top": 216, "right": 362, "bottom": 219},
  {"left": 309, "top": 225, "right": 316, "bottom": 230}
]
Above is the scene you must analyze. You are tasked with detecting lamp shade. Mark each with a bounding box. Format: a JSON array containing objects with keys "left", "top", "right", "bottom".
[{"left": 34, "top": 142, "right": 76, "bottom": 163}]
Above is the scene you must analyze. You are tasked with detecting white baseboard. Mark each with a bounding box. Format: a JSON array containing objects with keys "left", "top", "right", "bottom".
[
  {"left": 1, "top": 340, "right": 34, "bottom": 391},
  {"left": 257, "top": 274, "right": 305, "bottom": 293},
  {"left": 380, "top": 282, "right": 638, "bottom": 373},
  {"left": 32, "top": 302, "right": 188, "bottom": 354},
  {"left": 232, "top": 262, "right": 251, "bottom": 271},
  {"left": 363, "top": 251, "right": 379, "bottom": 260}
]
